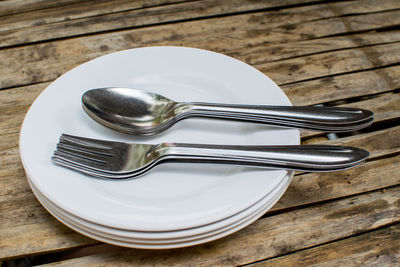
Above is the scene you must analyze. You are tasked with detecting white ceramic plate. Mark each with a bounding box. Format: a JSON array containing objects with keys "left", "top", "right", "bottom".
[
  {"left": 28, "top": 171, "right": 291, "bottom": 242},
  {"left": 20, "top": 46, "right": 300, "bottom": 231},
  {"left": 30, "top": 174, "right": 291, "bottom": 249}
]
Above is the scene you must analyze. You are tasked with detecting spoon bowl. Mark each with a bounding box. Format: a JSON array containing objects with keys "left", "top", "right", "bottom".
[{"left": 82, "top": 87, "right": 179, "bottom": 134}]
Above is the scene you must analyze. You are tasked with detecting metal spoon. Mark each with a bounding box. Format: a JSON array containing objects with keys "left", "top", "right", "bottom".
[{"left": 82, "top": 87, "right": 374, "bottom": 135}]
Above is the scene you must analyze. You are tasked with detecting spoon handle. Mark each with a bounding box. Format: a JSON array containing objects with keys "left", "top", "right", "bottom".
[
  {"left": 179, "top": 103, "right": 373, "bottom": 132},
  {"left": 160, "top": 144, "right": 369, "bottom": 172}
]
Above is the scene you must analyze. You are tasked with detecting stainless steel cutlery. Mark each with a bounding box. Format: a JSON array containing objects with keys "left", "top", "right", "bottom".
[
  {"left": 52, "top": 88, "right": 373, "bottom": 178},
  {"left": 82, "top": 87, "right": 374, "bottom": 135},
  {"left": 52, "top": 134, "right": 369, "bottom": 179}
]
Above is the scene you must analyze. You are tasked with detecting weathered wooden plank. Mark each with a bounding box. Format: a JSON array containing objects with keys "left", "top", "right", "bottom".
[
  {"left": 0, "top": 0, "right": 331, "bottom": 48},
  {"left": 273, "top": 153, "right": 400, "bottom": 212},
  {"left": 0, "top": 1, "right": 398, "bottom": 265},
  {"left": 1, "top": 0, "right": 397, "bottom": 24},
  {"left": 261, "top": 42, "right": 400, "bottom": 85},
  {"left": 282, "top": 65, "right": 400, "bottom": 106},
  {"left": 0, "top": 0, "right": 322, "bottom": 34},
  {"left": 0, "top": 0, "right": 341, "bottom": 50},
  {"left": 2, "top": 0, "right": 399, "bottom": 48},
  {"left": 1, "top": 124, "right": 398, "bottom": 259},
  {"left": 0, "top": 52, "right": 398, "bottom": 125},
  {"left": 233, "top": 30, "right": 400, "bottom": 65},
  {"left": 0, "top": 0, "right": 184, "bottom": 30},
  {"left": 300, "top": 92, "right": 400, "bottom": 139},
  {"left": 340, "top": 93, "right": 400, "bottom": 125},
  {"left": 0, "top": 0, "right": 92, "bottom": 16},
  {"left": 0, "top": 133, "right": 20, "bottom": 171},
  {"left": 326, "top": 126, "right": 400, "bottom": 158},
  {"left": 342, "top": 92, "right": 400, "bottom": 119},
  {"left": 2, "top": 6, "right": 400, "bottom": 89},
  {"left": 0, "top": 173, "right": 97, "bottom": 261},
  {"left": 253, "top": 223, "right": 400, "bottom": 266},
  {"left": 0, "top": 82, "right": 49, "bottom": 135},
  {"left": 1, "top": 224, "right": 96, "bottom": 262},
  {"left": 326, "top": 0, "right": 400, "bottom": 14},
  {"left": 41, "top": 186, "right": 400, "bottom": 266},
  {"left": 273, "top": 126, "right": 400, "bottom": 210}
]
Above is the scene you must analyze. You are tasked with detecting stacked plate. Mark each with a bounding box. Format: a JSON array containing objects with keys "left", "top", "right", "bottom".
[
  {"left": 19, "top": 47, "right": 300, "bottom": 249},
  {"left": 27, "top": 172, "right": 292, "bottom": 248}
]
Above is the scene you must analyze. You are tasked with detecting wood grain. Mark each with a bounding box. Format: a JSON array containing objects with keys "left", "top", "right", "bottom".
[
  {"left": 2, "top": 0, "right": 399, "bottom": 48},
  {"left": 2, "top": 5, "right": 400, "bottom": 89},
  {"left": 0, "top": 0, "right": 331, "bottom": 48},
  {"left": 340, "top": 93, "right": 400, "bottom": 124},
  {"left": 253, "top": 223, "right": 400, "bottom": 266},
  {"left": 43, "top": 186, "right": 400, "bottom": 266},
  {"left": 282, "top": 65, "right": 400, "bottom": 106},
  {"left": 0, "top": 0, "right": 183, "bottom": 30},
  {"left": 273, "top": 153, "right": 400, "bottom": 212},
  {"left": 274, "top": 125, "right": 400, "bottom": 211},
  {"left": 1, "top": 124, "right": 398, "bottom": 259},
  {"left": 261, "top": 42, "right": 400, "bottom": 85},
  {"left": 0, "top": 0, "right": 94, "bottom": 16},
  {"left": 1, "top": 1, "right": 400, "bottom": 264},
  {"left": 0, "top": 0, "right": 321, "bottom": 35},
  {"left": 300, "top": 91, "right": 400, "bottom": 139},
  {"left": 231, "top": 30, "right": 400, "bottom": 64}
]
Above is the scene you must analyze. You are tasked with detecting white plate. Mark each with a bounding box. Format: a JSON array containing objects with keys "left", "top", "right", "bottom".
[
  {"left": 28, "top": 171, "right": 291, "bottom": 242},
  {"left": 20, "top": 46, "right": 300, "bottom": 231},
  {"left": 30, "top": 173, "right": 290, "bottom": 248}
]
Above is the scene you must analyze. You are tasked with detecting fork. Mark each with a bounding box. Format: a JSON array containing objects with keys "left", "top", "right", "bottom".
[{"left": 52, "top": 134, "right": 369, "bottom": 179}]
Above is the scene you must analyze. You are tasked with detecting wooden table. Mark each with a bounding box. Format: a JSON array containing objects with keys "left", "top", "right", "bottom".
[{"left": 1, "top": 0, "right": 400, "bottom": 265}]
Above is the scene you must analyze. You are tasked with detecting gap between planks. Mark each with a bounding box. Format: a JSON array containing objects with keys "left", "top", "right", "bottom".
[
  {"left": 33, "top": 185, "right": 400, "bottom": 266},
  {"left": 0, "top": 0, "right": 327, "bottom": 49},
  {"left": 1, "top": 0, "right": 400, "bottom": 50},
  {"left": 1, "top": 124, "right": 399, "bottom": 260},
  {"left": 0, "top": 0, "right": 190, "bottom": 18},
  {"left": 246, "top": 222, "right": 400, "bottom": 266},
  {"left": 13, "top": 222, "right": 400, "bottom": 266},
  {"left": 3, "top": 2, "right": 400, "bottom": 90},
  {"left": 1, "top": 39, "right": 400, "bottom": 93},
  {"left": 0, "top": 1, "right": 398, "bottom": 262},
  {"left": 2, "top": 18, "right": 400, "bottom": 90},
  {"left": 0, "top": 0, "right": 320, "bottom": 32},
  {"left": 1, "top": 0, "right": 384, "bottom": 49}
]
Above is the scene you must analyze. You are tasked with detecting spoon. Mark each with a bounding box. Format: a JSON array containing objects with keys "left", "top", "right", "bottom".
[{"left": 82, "top": 87, "right": 374, "bottom": 135}]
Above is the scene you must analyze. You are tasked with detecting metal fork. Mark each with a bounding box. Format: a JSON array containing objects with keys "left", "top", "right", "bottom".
[{"left": 52, "top": 134, "right": 369, "bottom": 179}]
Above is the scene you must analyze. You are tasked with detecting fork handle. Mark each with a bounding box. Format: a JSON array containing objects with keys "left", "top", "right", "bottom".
[{"left": 156, "top": 144, "right": 369, "bottom": 171}]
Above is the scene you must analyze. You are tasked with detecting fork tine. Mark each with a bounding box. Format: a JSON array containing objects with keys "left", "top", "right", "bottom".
[
  {"left": 53, "top": 148, "right": 110, "bottom": 171},
  {"left": 56, "top": 143, "right": 112, "bottom": 164},
  {"left": 60, "top": 134, "right": 115, "bottom": 149},
  {"left": 52, "top": 155, "right": 145, "bottom": 178},
  {"left": 52, "top": 156, "right": 115, "bottom": 178},
  {"left": 52, "top": 156, "right": 152, "bottom": 179},
  {"left": 61, "top": 134, "right": 112, "bottom": 146},
  {"left": 60, "top": 134, "right": 115, "bottom": 154},
  {"left": 57, "top": 140, "right": 113, "bottom": 158},
  {"left": 59, "top": 139, "right": 113, "bottom": 157}
]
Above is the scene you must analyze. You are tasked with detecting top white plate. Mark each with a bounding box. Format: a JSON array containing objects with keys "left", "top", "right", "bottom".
[{"left": 20, "top": 46, "right": 300, "bottom": 231}]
